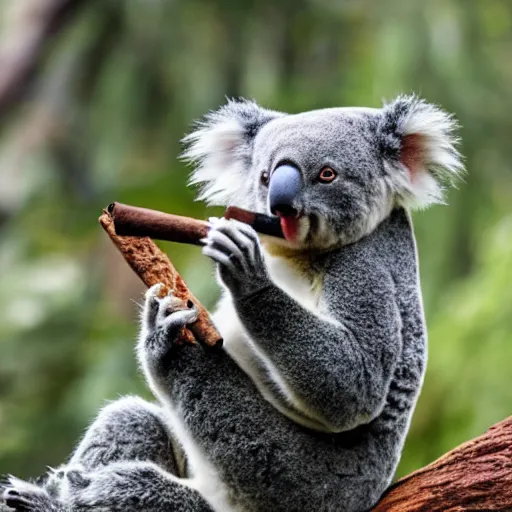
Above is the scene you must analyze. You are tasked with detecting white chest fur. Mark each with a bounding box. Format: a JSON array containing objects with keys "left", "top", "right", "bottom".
[
  {"left": 213, "top": 248, "right": 322, "bottom": 351},
  {"left": 211, "top": 249, "right": 328, "bottom": 430},
  {"left": 263, "top": 251, "right": 322, "bottom": 312}
]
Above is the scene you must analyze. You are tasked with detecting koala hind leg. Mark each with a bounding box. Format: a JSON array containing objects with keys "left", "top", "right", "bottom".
[
  {"left": 63, "top": 461, "right": 213, "bottom": 512},
  {"left": 3, "top": 464, "right": 213, "bottom": 512},
  {"left": 3, "top": 396, "right": 213, "bottom": 512},
  {"left": 68, "top": 395, "right": 184, "bottom": 475}
]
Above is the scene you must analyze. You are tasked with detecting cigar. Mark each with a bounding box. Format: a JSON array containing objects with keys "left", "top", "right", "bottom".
[
  {"left": 108, "top": 203, "right": 209, "bottom": 245},
  {"left": 224, "top": 206, "right": 284, "bottom": 239},
  {"left": 108, "top": 202, "right": 284, "bottom": 244}
]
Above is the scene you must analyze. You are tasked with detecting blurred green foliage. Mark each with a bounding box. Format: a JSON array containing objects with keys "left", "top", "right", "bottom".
[{"left": 0, "top": 0, "right": 511, "bottom": 482}]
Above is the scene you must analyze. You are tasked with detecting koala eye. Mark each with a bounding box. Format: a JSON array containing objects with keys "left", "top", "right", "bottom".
[
  {"left": 260, "top": 171, "right": 270, "bottom": 187},
  {"left": 318, "top": 167, "right": 337, "bottom": 183}
]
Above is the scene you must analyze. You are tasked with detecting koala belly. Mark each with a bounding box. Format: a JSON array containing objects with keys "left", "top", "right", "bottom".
[
  {"left": 201, "top": 314, "right": 391, "bottom": 511},
  {"left": 168, "top": 353, "right": 390, "bottom": 512}
]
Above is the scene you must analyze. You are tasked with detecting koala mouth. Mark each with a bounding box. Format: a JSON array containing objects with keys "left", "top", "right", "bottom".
[
  {"left": 266, "top": 212, "right": 338, "bottom": 252},
  {"left": 278, "top": 213, "right": 301, "bottom": 242},
  {"left": 263, "top": 213, "right": 326, "bottom": 253}
]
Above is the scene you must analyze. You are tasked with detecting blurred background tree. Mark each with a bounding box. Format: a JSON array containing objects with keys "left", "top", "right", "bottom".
[{"left": 0, "top": 0, "right": 510, "bottom": 481}]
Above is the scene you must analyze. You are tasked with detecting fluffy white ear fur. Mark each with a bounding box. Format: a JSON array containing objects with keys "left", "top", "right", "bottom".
[
  {"left": 182, "top": 118, "right": 247, "bottom": 205},
  {"left": 183, "top": 96, "right": 463, "bottom": 209},
  {"left": 381, "top": 95, "right": 464, "bottom": 209},
  {"left": 181, "top": 100, "right": 281, "bottom": 206}
]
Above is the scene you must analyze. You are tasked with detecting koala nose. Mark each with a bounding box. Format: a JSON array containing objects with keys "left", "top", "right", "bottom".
[{"left": 268, "top": 164, "right": 302, "bottom": 216}]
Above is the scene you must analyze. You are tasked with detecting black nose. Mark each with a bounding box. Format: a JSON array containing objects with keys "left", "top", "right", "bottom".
[
  {"left": 268, "top": 164, "right": 302, "bottom": 216},
  {"left": 272, "top": 203, "right": 297, "bottom": 216}
]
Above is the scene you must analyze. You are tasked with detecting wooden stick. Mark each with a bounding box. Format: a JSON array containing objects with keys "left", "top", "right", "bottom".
[
  {"left": 372, "top": 415, "right": 512, "bottom": 511},
  {"left": 108, "top": 202, "right": 284, "bottom": 244},
  {"left": 99, "top": 209, "right": 222, "bottom": 348}
]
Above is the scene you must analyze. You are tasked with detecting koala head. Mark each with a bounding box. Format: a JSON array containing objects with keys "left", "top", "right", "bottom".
[{"left": 182, "top": 95, "right": 463, "bottom": 250}]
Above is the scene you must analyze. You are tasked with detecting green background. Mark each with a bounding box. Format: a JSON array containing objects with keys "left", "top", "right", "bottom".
[{"left": 0, "top": 0, "right": 511, "bottom": 482}]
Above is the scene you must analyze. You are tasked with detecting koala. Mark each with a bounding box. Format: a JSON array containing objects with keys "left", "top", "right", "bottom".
[{"left": 2, "top": 95, "right": 462, "bottom": 512}]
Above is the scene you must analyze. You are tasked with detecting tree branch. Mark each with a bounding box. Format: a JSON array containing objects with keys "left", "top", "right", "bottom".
[
  {"left": 372, "top": 416, "right": 512, "bottom": 511},
  {"left": 99, "top": 208, "right": 222, "bottom": 348}
]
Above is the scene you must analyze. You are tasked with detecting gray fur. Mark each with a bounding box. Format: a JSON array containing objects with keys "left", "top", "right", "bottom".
[{"left": 2, "top": 96, "right": 462, "bottom": 512}]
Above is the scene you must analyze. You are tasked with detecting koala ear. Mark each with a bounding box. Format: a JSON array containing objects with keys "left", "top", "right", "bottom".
[
  {"left": 181, "top": 99, "right": 282, "bottom": 205},
  {"left": 378, "top": 95, "right": 464, "bottom": 209}
]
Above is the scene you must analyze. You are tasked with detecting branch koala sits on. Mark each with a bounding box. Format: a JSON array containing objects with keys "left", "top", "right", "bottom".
[{"left": 2, "top": 95, "right": 463, "bottom": 512}]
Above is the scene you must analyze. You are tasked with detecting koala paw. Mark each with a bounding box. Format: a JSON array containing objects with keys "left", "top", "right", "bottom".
[
  {"left": 139, "top": 284, "right": 198, "bottom": 358},
  {"left": 2, "top": 476, "right": 58, "bottom": 512},
  {"left": 63, "top": 463, "right": 163, "bottom": 511},
  {"left": 43, "top": 464, "right": 86, "bottom": 499},
  {"left": 57, "top": 467, "right": 103, "bottom": 509},
  {"left": 202, "top": 218, "right": 271, "bottom": 298}
]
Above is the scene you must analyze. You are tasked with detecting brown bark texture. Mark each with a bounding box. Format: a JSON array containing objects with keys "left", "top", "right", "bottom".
[
  {"left": 372, "top": 415, "right": 512, "bottom": 511},
  {"left": 99, "top": 209, "right": 222, "bottom": 348}
]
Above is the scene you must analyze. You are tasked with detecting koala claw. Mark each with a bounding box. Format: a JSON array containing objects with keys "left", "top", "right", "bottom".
[
  {"left": 139, "top": 285, "right": 199, "bottom": 366},
  {"left": 202, "top": 218, "right": 271, "bottom": 298},
  {"left": 143, "top": 285, "right": 198, "bottom": 335},
  {"left": 2, "top": 477, "right": 56, "bottom": 512}
]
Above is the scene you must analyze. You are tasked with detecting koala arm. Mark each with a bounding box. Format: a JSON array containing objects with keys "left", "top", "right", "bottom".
[
  {"left": 237, "top": 266, "right": 401, "bottom": 432},
  {"left": 204, "top": 219, "right": 403, "bottom": 433},
  {"left": 211, "top": 297, "right": 338, "bottom": 432}
]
